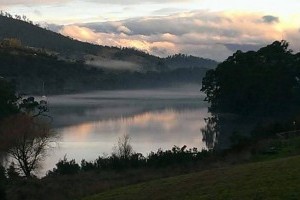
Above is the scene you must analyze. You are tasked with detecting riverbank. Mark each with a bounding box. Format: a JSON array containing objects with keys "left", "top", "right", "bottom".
[{"left": 5, "top": 135, "right": 300, "bottom": 200}]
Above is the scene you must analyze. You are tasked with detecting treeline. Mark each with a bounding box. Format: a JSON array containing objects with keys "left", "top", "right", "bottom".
[
  {"left": 0, "top": 11, "right": 35, "bottom": 26},
  {"left": 165, "top": 54, "right": 218, "bottom": 70},
  {"left": 47, "top": 146, "right": 210, "bottom": 176}
]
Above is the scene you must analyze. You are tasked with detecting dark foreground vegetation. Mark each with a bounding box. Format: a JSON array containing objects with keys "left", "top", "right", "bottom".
[{"left": 3, "top": 126, "right": 300, "bottom": 200}]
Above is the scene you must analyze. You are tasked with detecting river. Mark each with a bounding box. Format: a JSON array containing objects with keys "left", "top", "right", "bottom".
[{"left": 40, "top": 85, "right": 209, "bottom": 175}]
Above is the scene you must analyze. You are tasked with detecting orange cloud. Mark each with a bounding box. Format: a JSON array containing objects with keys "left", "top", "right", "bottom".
[{"left": 60, "top": 10, "right": 300, "bottom": 60}]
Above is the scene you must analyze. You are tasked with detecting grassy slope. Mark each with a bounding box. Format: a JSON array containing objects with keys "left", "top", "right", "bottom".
[{"left": 84, "top": 155, "right": 300, "bottom": 200}]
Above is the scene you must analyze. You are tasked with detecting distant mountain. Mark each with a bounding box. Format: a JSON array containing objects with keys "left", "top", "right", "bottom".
[{"left": 0, "top": 15, "right": 218, "bottom": 72}]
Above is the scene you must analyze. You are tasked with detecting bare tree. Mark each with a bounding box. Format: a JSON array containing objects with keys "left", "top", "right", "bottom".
[
  {"left": 0, "top": 114, "right": 55, "bottom": 177},
  {"left": 114, "top": 134, "right": 133, "bottom": 160}
]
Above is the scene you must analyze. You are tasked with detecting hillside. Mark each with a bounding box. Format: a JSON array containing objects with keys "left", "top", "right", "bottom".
[
  {"left": 84, "top": 155, "right": 300, "bottom": 200},
  {"left": 164, "top": 54, "right": 217, "bottom": 70},
  {"left": 0, "top": 45, "right": 208, "bottom": 94},
  {"left": 0, "top": 15, "right": 217, "bottom": 72}
]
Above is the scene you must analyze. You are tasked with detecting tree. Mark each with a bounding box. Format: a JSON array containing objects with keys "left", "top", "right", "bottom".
[
  {"left": 0, "top": 114, "right": 55, "bottom": 177},
  {"left": 113, "top": 134, "right": 133, "bottom": 160},
  {"left": 0, "top": 78, "right": 19, "bottom": 120},
  {"left": 201, "top": 40, "right": 300, "bottom": 115},
  {"left": 0, "top": 80, "right": 54, "bottom": 177}
]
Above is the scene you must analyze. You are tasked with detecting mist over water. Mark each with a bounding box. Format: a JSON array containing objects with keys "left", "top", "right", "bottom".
[{"left": 41, "top": 85, "right": 209, "bottom": 175}]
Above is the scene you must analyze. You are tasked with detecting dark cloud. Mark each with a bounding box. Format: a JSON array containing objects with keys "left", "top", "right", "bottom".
[
  {"left": 46, "top": 23, "right": 63, "bottom": 32},
  {"left": 262, "top": 15, "right": 279, "bottom": 24},
  {"left": 223, "top": 43, "right": 263, "bottom": 52},
  {"left": 84, "top": 12, "right": 238, "bottom": 38}
]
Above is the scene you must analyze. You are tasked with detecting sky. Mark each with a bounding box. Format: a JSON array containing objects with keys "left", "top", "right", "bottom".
[{"left": 1, "top": 0, "right": 300, "bottom": 61}]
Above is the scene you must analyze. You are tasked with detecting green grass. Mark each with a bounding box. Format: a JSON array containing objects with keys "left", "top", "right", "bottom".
[
  {"left": 83, "top": 155, "right": 300, "bottom": 200},
  {"left": 252, "top": 137, "right": 300, "bottom": 162}
]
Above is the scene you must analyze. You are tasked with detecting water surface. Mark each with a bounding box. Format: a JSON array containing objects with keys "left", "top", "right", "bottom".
[{"left": 41, "top": 85, "right": 209, "bottom": 174}]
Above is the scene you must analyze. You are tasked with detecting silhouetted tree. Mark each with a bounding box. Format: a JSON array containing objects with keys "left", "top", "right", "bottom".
[
  {"left": 201, "top": 40, "right": 300, "bottom": 115},
  {"left": 113, "top": 134, "right": 133, "bottom": 160},
  {"left": 1, "top": 114, "right": 54, "bottom": 177},
  {"left": 0, "top": 78, "right": 19, "bottom": 120}
]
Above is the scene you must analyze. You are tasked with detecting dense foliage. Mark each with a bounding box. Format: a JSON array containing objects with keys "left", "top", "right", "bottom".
[
  {"left": 201, "top": 41, "right": 300, "bottom": 115},
  {"left": 0, "top": 78, "right": 19, "bottom": 120}
]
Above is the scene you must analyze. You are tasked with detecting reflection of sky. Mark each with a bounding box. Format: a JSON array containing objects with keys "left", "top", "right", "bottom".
[
  {"left": 40, "top": 86, "right": 209, "bottom": 175},
  {"left": 41, "top": 108, "right": 208, "bottom": 175}
]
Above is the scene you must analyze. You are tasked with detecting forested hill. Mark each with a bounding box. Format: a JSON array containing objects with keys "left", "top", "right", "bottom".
[
  {"left": 0, "top": 15, "right": 105, "bottom": 56},
  {"left": 0, "top": 14, "right": 217, "bottom": 71},
  {"left": 0, "top": 44, "right": 208, "bottom": 94}
]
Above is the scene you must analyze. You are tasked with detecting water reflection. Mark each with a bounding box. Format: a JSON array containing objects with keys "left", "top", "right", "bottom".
[
  {"left": 41, "top": 108, "right": 208, "bottom": 175},
  {"left": 201, "top": 110, "right": 300, "bottom": 151},
  {"left": 48, "top": 86, "right": 206, "bottom": 128},
  {"left": 41, "top": 86, "right": 210, "bottom": 175}
]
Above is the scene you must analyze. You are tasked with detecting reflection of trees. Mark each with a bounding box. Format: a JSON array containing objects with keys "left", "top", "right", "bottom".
[
  {"left": 0, "top": 114, "right": 55, "bottom": 177},
  {"left": 201, "top": 114, "right": 219, "bottom": 150}
]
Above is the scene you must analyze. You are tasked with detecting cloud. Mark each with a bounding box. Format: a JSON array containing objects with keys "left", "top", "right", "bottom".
[
  {"left": 117, "top": 25, "right": 131, "bottom": 34},
  {"left": 152, "top": 8, "right": 186, "bottom": 15},
  {"left": 0, "top": 0, "right": 69, "bottom": 6},
  {"left": 85, "top": 0, "right": 193, "bottom": 5},
  {"left": 0, "top": 0, "right": 193, "bottom": 7},
  {"left": 262, "top": 15, "right": 279, "bottom": 24},
  {"left": 60, "top": 25, "right": 100, "bottom": 43},
  {"left": 33, "top": 9, "right": 42, "bottom": 16},
  {"left": 59, "top": 10, "right": 299, "bottom": 61}
]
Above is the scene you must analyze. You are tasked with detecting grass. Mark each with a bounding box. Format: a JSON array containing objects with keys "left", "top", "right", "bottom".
[{"left": 83, "top": 155, "right": 300, "bottom": 200}]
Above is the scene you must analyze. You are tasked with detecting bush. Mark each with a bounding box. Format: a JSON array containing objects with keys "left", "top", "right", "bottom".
[{"left": 49, "top": 156, "right": 80, "bottom": 175}]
